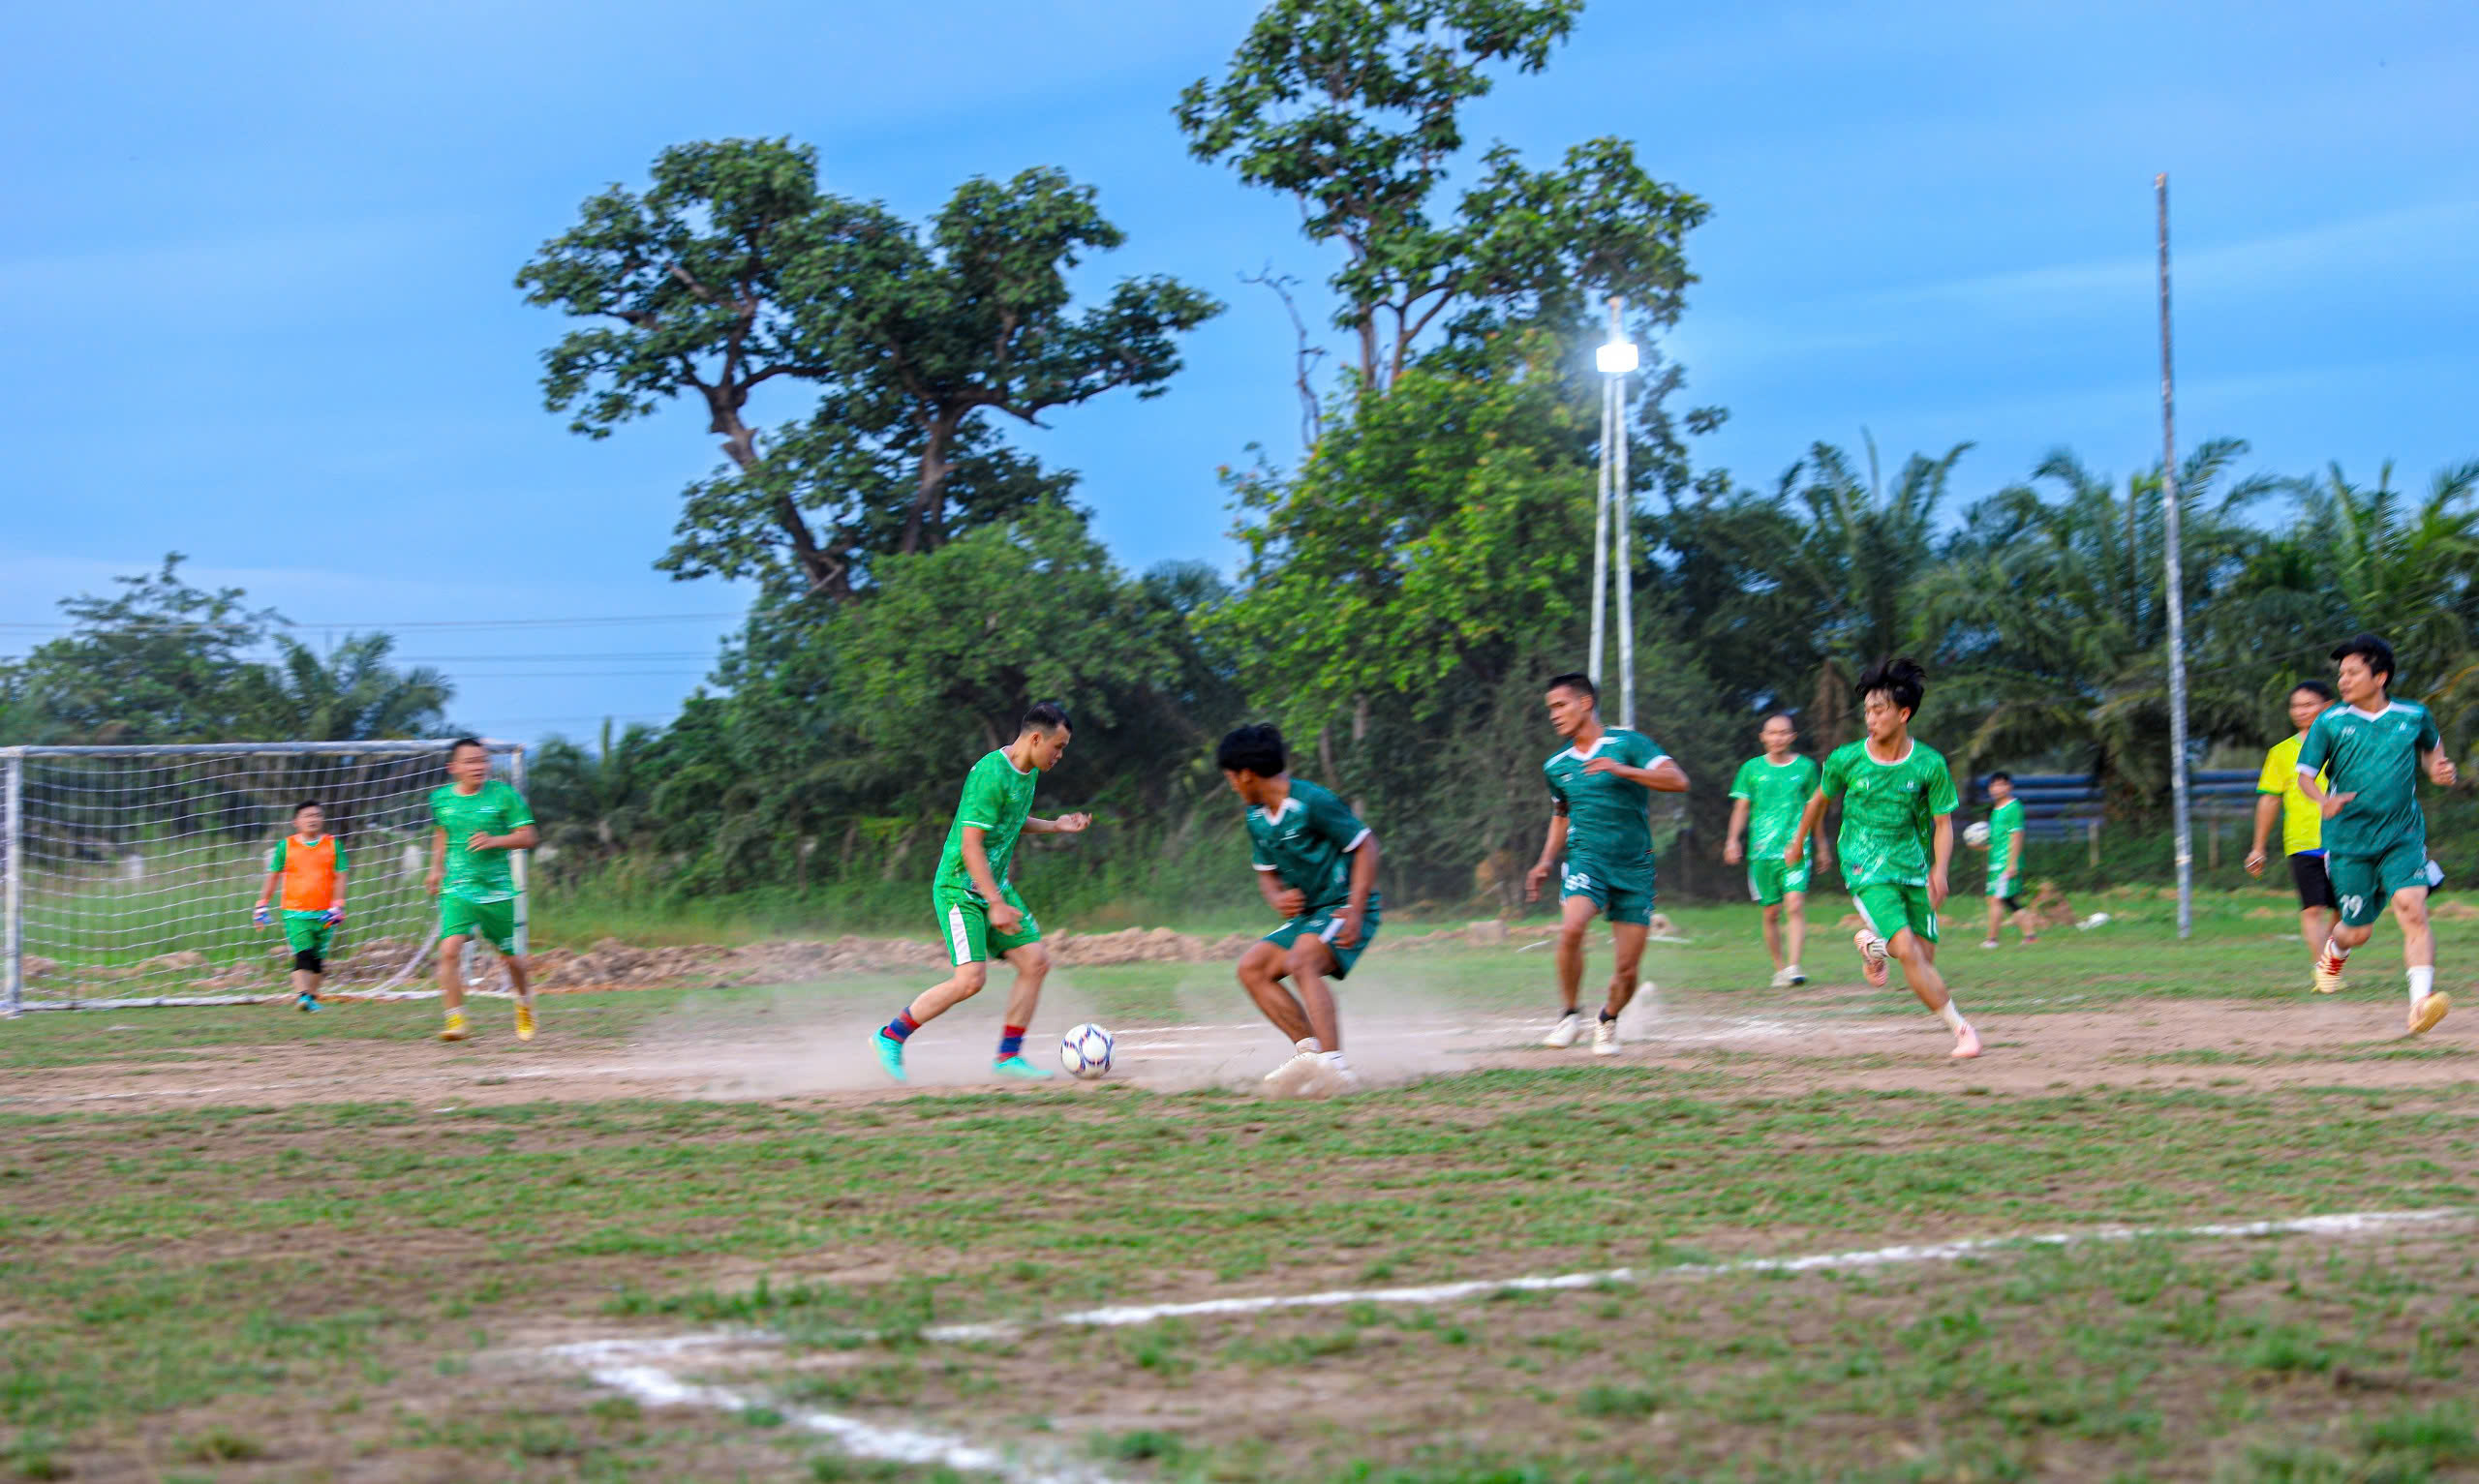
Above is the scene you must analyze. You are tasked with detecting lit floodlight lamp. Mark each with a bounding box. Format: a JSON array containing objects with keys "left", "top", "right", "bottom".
[{"left": 1594, "top": 340, "right": 1638, "bottom": 375}]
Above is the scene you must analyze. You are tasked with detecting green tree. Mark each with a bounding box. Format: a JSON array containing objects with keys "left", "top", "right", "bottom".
[
  {"left": 530, "top": 719, "right": 665, "bottom": 867},
  {"left": 13, "top": 555, "right": 283, "bottom": 743},
  {"left": 518, "top": 139, "right": 1220, "bottom": 600},
  {"left": 236, "top": 634, "right": 452, "bottom": 742}
]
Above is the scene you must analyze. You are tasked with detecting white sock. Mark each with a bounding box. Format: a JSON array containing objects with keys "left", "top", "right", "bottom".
[
  {"left": 1938, "top": 1000, "right": 1969, "bottom": 1034},
  {"left": 1294, "top": 1037, "right": 1323, "bottom": 1054},
  {"left": 1864, "top": 933, "right": 1888, "bottom": 955},
  {"left": 2324, "top": 938, "right": 2351, "bottom": 963},
  {"left": 2409, "top": 966, "right": 2434, "bottom": 1005}
]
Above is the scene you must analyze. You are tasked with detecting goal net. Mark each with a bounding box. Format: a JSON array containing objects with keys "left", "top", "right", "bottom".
[{"left": 2, "top": 741, "right": 526, "bottom": 1012}]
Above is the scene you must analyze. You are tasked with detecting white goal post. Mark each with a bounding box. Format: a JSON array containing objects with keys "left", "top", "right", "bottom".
[{"left": 1, "top": 741, "right": 526, "bottom": 1015}]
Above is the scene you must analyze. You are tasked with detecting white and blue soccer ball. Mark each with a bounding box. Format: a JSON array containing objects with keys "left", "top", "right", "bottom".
[
  {"left": 1059, "top": 1022, "right": 1115, "bottom": 1079},
  {"left": 1962, "top": 820, "right": 1992, "bottom": 847}
]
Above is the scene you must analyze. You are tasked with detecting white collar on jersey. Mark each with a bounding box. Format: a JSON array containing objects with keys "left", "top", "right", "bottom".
[
  {"left": 2345, "top": 702, "right": 2409, "bottom": 722},
  {"left": 1558, "top": 732, "right": 1624, "bottom": 764},
  {"left": 1863, "top": 739, "right": 1915, "bottom": 767},
  {"left": 1257, "top": 793, "right": 1302, "bottom": 823}
]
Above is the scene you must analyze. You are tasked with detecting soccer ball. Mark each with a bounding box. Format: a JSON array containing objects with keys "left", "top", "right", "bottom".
[
  {"left": 1963, "top": 821, "right": 1992, "bottom": 847},
  {"left": 1059, "top": 1022, "right": 1114, "bottom": 1079}
]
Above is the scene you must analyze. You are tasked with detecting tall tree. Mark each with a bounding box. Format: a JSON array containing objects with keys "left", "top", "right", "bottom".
[
  {"left": 519, "top": 140, "right": 1220, "bottom": 600},
  {"left": 237, "top": 634, "right": 453, "bottom": 742},
  {"left": 1178, "top": 0, "right": 1709, "bottom": 416},
  {"left": 13, "top": 555, "right": 284, "bottom": 744}
]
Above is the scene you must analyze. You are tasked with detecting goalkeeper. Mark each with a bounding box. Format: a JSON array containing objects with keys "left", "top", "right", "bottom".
[{"left": 254, "top": 800, "right": 348, "bottom": 1013}]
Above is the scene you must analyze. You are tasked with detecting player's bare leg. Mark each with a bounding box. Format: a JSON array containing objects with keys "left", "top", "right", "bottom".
[
  {"left": 505, "top": 954, "right": 536, "bottom": 1042},
  {"left": 1593, "top": 921, "right": 1650, "bottom": 1056},
  {"left": 1888, "top": 928, "right": 1979, "bottom": 1058},
  {"left": 1782, "top": 892, "right": 1808, "bottom": 984},
  {"left": 2320, "top": 910, "right": 2375, "bottom": 995},
  {"left": 1982, "top": 896, "right": 2004, "bottom": 948},
  {"left": 1286, "top": 937, "right": 1354, "bottom": 1093},
  {"left": 2298, "top": 906, "right": 2337, "bottom": 959},
  {"left": 1239, "top": 940, "right": 1340, "bottom": 1096},
  {"left": 437, "top": 933, "right": 473, "bottom": 1041},
  {"left": 874, "top": 960, "right": 989, "bottom": 1081},
  {"left": 1543, "top": 894, "right": 1599, "bottom": 1046},
  {"left": 1760, "top": 902, "right": 1785, "bottom": 972},
  {"left": 2389, "top": 887, "right": 2452, "bottom": 1034}
]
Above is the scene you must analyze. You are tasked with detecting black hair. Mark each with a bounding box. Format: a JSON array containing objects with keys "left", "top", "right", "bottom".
[
  {"left": 291, "top": 799, "right": 323, "bottom": 818},
  {"left": 1022, "top": 701, "right": 1074, "bottom": 734},
  {"left": 1854, "top": 656, "right": 1928, "bottom": 717},
  {"left": 1546, "top": 672, "right": 1597, "bottom": 702},
  {"left": 448, "top": 737, "right": 488, "bottom": 758},
  {"left": 1761, "top": 711, "right": 1797, "bottom": 729},
  {"left": 2291, "top": 679, "right": 2337, "bottom": 703},
  {"left": 1216, "top": 723, "right": 1287, "bottom": 778},
  {"left": 2330, "top": 634, "right": 2395, "bottom": 686},
  {"left": 1987, "top": 771, "right": 2012, "bottom": 785}
]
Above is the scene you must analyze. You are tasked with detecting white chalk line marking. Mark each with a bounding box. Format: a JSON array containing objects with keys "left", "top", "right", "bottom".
[
  {"left": 541, "top": 1338, "right": 1120, "bottom": 1484},
  {"left": 918, "top": 1207, "right": 2467, "bottom": 1342}
]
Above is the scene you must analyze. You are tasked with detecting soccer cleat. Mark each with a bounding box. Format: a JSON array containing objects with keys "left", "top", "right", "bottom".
[
  {"left": 438, "top": 1012, "right": 470, "bottom": 1043},
  {"left": 992, "top": 1054, "right": 1054, "bottom": 1079},
  {"left": 1978, "top": 938, "right": 2000, "bottom": 951},
  {"left": 1767, "top": 967, "right": 1795, "bottom": 989},
  {"left": 1262, "top": 1039, "right": 1325, "bottom": 1097},
  {"left": 1541, "top": 1011, "right": 1586, "bottom": 1048},
  {"left": 872, "top": 1030, "right": 908, "bottom": 1082},
  {"left": 1950, "top": 1022, "right": 1984, "bottom": 1059},
  {"left": 514, "top": 1003, "right": 536, "bottom": 1043},
  {"left": 2409, "top": 992, "right": 2452, "bottom": 1036},
  {"left": 1591, "top": 1017, "right": 1621, "bottom": 1056},
  {"left": 1786, "top": 964, "right": 1806, "bottom": 986},
  {"left": 1853, "top": 931, "right": 1890, "bottom": 989},
  {"left": 2311, "top": 950, "right": 2346, "bottom": 995},
  {"left": 295, "top": 991, "right": 320, "bottom": 1014}
]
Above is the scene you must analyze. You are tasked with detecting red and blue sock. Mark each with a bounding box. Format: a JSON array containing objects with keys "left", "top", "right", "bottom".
[
  {"left": 996, "top": 1025, "right": 1026, "bottom": 1060},
  {"left": 881, "top": 1010, "right": 921, "bottom": 1043}
]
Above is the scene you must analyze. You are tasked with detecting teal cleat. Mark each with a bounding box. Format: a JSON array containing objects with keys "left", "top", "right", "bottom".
[
  {"left": 872, "top": 1030, "right": 908, "bottom": 1081},
  {"left": 992, "top": 1054, "right": 1055, "bottom": 1080},
  {"left": 296, "top": 991, "right": 321, "bottom": 1014}
]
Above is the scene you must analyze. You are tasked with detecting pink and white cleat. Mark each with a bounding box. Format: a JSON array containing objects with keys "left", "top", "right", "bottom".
[
  {"left": 1853, "top": 930, "right": 1890, "bottom": 989},
  {"left": 1950, "top": 1022, "right": 1984, "bottom": 1059}
]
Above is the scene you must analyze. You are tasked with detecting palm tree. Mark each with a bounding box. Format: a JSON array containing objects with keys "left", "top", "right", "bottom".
[
  {"left": 529, "top": 718, "right": 665, "bottom": 864},
  {"left": 241, "top": 634, "right": 452, "bottom": 742}
]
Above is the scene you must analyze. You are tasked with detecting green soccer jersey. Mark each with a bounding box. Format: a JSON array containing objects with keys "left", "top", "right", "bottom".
[
  {"left": 1545, "top": 729, "right": 1667, "bottom": 884},
  {"left": 1729, "top": 753, "right": 1821, "bottom": 857},
  {"left": 1985, "top": 797, "right": 2025, "bottom": 874},
  {"left": 429, "top": 779, "right": 534, "bottom": 903},
  {"left": 933, "top": 749, "right": 1039, "bottom": 899},
  {"left": 1819, "top": 738, "right": 1958, "bottom": 888},
  {"left": 1245, "top": 778, "right": 1375, "bottom": 916},
  {"left": 2296, "top": 700, "right": 2441, "bottom": 857}
]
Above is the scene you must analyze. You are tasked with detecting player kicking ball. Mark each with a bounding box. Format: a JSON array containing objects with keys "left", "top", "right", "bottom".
[
  {"left": 1217, "top": 723, "right": 1381, "bottom": 1098},
  {"left": 254, "top": 800, "right": 347, "bottom": 1012},
  {"left": 426, "top": 739, "right": 540, "bottom": 1043},
  {"left": 1724, "top": 712, "right": 1821, "bottom": 988},
  {"left": 1525, "top": 673, "right": 1688, "bottom": 1055},
  {"left": 875, "top": 703, "right": 1091, "bottom": 1082},
  {"left": 1786, "top": 657, "right": 1982, "bottom": 1059},
  {"left": 2295, "top": 634, "right": 2457, "bottom": 1035}
]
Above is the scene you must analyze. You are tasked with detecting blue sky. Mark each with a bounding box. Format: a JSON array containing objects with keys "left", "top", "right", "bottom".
[{"left": 4, "top": 0, "right": 2473, "bottom": 741}]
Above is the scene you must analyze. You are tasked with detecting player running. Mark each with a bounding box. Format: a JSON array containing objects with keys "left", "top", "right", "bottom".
[
  {"left": 254, "top": 800, "right": 347, "bottom": 1013},
  {"left": 1972, "top": 772, "right": 2035, "bottom": 948},
  {"left": 1786, "top": 657, "right": 1982, "bottom": 1059},
  {"left": 874, "top": 703, "right": 1091, "bottom": 1082},
  {"left": 2245, "top": 680, "right": 2340, "bottom": 964},
  {"left": 1724, "top": 713, "right": 1821, "bottom": 988},
  {"left": 425, "top": 739, "right": 540, "bottom": 1044},
  {"left": 1217, "top": 723, "right": 1381, "bottom": 1098},
  {"left": 1524, "top": 673, "right": 1688, "bottom": 1055},
  {"left": 2294, "top": 635, "right": 2457, "bottom": 1034}
]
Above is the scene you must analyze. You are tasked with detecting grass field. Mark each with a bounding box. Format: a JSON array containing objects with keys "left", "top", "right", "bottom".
[{"left": 4, "top": 892, "right": 2477, "bottom": 1481}]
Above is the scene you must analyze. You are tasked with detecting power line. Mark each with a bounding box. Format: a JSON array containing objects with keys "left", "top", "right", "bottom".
[{"left": 0, "top": 612, "right": 743, "bottom": 635}]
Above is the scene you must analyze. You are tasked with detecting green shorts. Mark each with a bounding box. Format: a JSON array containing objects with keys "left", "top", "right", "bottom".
[
  {"left": 440, "top": 895, "right": 519, "bottom": 954},
  {"left": 1264, "top": 898, "right": 1382, "bottom": 980},
  {"left": 1747, "top": 858, "right": 1811, "bottom": 906},
  {"left": 1851, "top": 881, "right": 1939, "bottom": 946},
  {"left": 2325, "top": 841, "right": 2430, "bottom": 928},
  {"left": 1987, "top": 872, "right": 2020, "bottom": 901},
  {"left": 280, "top": 911, "right": 334, "bottom": 956},
  {"left": 1560, "top": 860, "right": 1656, "bottom": 926},
  {"left": 935, "top": 885, "right": 1041, "bottom": 967}
]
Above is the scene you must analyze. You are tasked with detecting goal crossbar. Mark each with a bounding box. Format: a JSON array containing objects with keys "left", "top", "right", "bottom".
[{"left": 2, "top": 740, "right": 526, "bottom": 1016}]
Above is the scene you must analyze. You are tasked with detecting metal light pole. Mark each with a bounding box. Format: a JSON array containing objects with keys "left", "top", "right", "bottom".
[
  {"left": 1594, "top": 297, "right": 1640, "bottom": 728},
  {"left": 2158, "top": 173, "right": 2194, "bottom": 940}
]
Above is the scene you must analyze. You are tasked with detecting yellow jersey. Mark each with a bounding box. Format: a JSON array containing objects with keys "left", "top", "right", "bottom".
[{"left": 2256, "top": 734, "right": 2326, "bottom": 856}]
